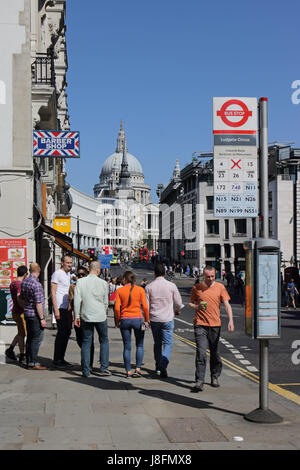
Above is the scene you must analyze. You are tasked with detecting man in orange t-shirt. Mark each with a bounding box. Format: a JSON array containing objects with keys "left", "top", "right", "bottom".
[{"left": 189, "top": 266, "right": 234, "bottom": 392}]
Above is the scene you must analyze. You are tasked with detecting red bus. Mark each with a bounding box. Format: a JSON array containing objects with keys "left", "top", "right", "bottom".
[{"left": 140, "top": 248, "right": 149, "bottom": 261}]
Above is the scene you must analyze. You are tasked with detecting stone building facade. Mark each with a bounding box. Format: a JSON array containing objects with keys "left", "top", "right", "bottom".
[
  {"left": 158, "top": 157, "right": 253, "bottom": 275},
  {"left": 0, "top": 1, "right": 79, "bottom": 319},
  {"left": 158, "top": 146, "right": 300, "bottom": 275}
]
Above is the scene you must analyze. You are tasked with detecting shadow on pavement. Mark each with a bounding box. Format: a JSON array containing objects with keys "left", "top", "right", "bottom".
[{"left": 61, "top": 375, "right": 245, "bottom": 417}]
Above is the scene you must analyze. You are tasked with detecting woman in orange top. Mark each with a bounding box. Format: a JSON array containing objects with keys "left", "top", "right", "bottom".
[{"left": 115, "top": 271, "right": 149, "bottom": 377}]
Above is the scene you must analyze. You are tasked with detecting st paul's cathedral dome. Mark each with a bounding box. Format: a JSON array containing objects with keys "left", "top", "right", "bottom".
[{"left": 93, "top": 122, "right": 152, "bottom": 205}]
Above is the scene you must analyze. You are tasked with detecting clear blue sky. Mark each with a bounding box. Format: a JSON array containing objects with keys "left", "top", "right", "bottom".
[{"left": 66, "top": 0, "right": 300, "bottom": 201}]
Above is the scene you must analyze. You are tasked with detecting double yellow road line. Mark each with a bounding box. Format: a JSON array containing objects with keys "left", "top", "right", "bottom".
[{"left": 174, "top": 333, "right": 300, "bottom": 407}]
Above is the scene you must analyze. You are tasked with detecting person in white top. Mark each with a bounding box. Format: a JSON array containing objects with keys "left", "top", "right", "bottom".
[{"left": 51, "top": 254, "right": 72, "bottom": 368}]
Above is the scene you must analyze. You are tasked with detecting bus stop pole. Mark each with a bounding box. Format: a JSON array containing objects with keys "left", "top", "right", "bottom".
[
  {"left": 244, "top": 98, "right": 282, "bottom": 423},
  {"left": 259, "top": 97, "right": 269, "bottom": 411}
]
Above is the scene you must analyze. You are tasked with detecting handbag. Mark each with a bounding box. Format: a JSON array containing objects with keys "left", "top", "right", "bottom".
[{"left": 109, "top": 290, "right": 116, "bottom": 306}]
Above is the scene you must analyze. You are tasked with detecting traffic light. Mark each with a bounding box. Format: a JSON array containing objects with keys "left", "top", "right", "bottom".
[{"left": 87, "top": 248, "right": 96, "bottom": 261}]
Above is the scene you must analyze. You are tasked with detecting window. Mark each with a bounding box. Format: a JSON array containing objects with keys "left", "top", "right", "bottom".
[
  {"left": 207, "top": 220, "right": 219, "bottom": 235},
  {"left": 268, "top": 191, "right": 273, "bottom": 210},
  {"left": 269, "top": 217, "right": 273, "bottom": 236},
  {"left": 252, "top": 218, "right": 257, "bottom": 238},
  {"left": 234, "top": 219, "right": 247, "bottom": 235},
  {"left": 224, "top": 244, "right": 231, "bottom": 258},
  {"left": 234, "top": 244, "right": 244, "bottom": 259},
  {"left": 206, "top": 196, "right": 214, "bottom": 211},
  {"left": 205, "top": 244, "right": 220, "bottom": 258},
  {"left": 225, "top": 219, "right": 229, "bottom": 239}
]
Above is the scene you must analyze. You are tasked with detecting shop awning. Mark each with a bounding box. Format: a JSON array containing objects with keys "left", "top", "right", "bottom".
[
  {"left": 54, "top": 237, "right": 90, "bottom": 262},
  {"left": 40, "top": 222, "right": 72, "bottom": 244},
  {"left": 40, "top": 222, "right": 90, "bottom": 262}
]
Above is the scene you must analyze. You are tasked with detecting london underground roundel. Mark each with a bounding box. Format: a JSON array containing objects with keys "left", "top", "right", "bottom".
[
  {"left": 216, "top": 99, "right": 253, "bottom": 128},
  {"left": 213, "top": 97, "right": 257, "bottom": 133}
]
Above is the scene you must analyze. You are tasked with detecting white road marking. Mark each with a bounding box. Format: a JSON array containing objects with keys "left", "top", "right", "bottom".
[
  {"left": 175, "top": 318, "right": 193, "bottom": 326},
  {"left": 246, "top": 366, "right": 259, "bottom": 372}
]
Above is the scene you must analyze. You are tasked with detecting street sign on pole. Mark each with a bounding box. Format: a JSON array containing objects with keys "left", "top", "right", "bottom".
[
  {"left": 98, "top": 254, "right": 113, "bottom": 269},
  {"left": 213, "top": 97, "right": 258, "bottom": 217}
]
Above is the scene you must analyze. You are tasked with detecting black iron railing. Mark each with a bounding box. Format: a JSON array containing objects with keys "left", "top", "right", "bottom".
[{"left": 31, "top": 52, "right": 56, "bottom": 87}]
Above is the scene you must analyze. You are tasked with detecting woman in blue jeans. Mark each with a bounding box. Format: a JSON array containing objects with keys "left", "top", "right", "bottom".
[{"left": 114, "top": 271, "right": 149, "bottom": 377}]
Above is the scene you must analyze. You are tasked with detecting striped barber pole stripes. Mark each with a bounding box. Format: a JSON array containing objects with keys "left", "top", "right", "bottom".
[{"left": 33, "top": 131, "right": 80, "bottom": 158}]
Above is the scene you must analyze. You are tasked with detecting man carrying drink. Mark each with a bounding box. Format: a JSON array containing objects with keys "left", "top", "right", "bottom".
[{"left": 189, "top": 265, "right": 234, "bottom": 392}]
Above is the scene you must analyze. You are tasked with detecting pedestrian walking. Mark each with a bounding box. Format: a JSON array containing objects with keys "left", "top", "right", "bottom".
[
  {"left": 51, "top": 254, "right": 73, "bottom": 368},
  {"left": 114, "top": 271, "right": 149, "bottom": 378},
  {"left": 20, "top": 263, "right": 47, "bottom": 370},
  {"left": 108, "top": 277, "right": 117, "bottom": 308},
  {"left": 189, "top": 265, "right": 234, "bottom": 392},
  {"left": 74, "top": 261, "right": 110, "bottom": 378},
  {"left": 234, "top": 273, "right": 245, "bottom": 306},
  {"left": 68, "top": 266, "right": 95, "bottom": 370},
  {"left": 286, "top": 278, "right": 299, "bottom": 310},
  {"left": 5, "top": 265, "right": 28, "bottom": 363},
  {"left": 225, "top": 271, "right": 234, "bottom": 290},
  {"left": 145, "top": 263, "right": 182, "bottom": 378}
]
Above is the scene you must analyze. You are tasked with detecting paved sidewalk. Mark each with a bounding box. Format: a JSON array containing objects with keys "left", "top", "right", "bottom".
[{"left": 0, "top": 311, "right": 300, "bottom": 450}]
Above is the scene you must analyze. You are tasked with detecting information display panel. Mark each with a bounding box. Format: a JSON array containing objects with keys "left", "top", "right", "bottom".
[{"left": 256, "top": 251, "right": 280, "bottom": 338}]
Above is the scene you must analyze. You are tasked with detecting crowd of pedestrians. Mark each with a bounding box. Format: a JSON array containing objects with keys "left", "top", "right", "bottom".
[
  {"left": 5, "top": 257, "right": 297, "bottom": 391},
  {"left": 5, "top": 258, "right": 183, "bottom": 381}
]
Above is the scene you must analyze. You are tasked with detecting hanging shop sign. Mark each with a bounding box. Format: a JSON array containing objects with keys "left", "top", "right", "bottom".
[
  {"left": 53, "top": 217, "right": 71, "bottom": 233},
  {"left": 33, "top": 131, "right": 80, "bottom": 158}
]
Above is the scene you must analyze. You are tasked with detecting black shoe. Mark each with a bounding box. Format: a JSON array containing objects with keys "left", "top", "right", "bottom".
[
  {"left": 18, "top": 353, "right": 26, "bottom": 363},
  {"left": 61, "top": 360, "right": 74, "bottom": 367},
  {"left": 211, "top": 377, "right": 220, "bottom": 388},
  {"left": 191, "top": 381, "right": 204, "bottom": 392},
  {"left": 53, "top": 361, "right": 68, "bottom": 369},
  {"left": 159, "top": 369, "right": 168, "bottom": 378},
  {"left": 5, "top": 347, "right": 17, "bottom": 361}
]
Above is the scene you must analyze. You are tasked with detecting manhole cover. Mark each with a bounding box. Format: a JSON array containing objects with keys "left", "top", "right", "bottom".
[{"left": 158, "top": 417, "right": 228, "bottom": 443}]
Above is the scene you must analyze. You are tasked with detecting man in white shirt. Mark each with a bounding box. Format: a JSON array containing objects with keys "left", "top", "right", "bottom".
[
  {"left": 51, "top": 254, "right": 72, "bottom": 368},
  {"left": 74, "top": 261, "right": 110, "bottom": 378}
]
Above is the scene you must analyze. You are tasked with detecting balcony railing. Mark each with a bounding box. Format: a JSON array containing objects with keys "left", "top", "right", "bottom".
[{"left": 31, "top": 53, "right": 56, "bottom": 87}]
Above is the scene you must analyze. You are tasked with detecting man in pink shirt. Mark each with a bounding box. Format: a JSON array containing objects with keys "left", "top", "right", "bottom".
[{"left": 145, "top": 264, "right": 182, "bottom": 378}]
